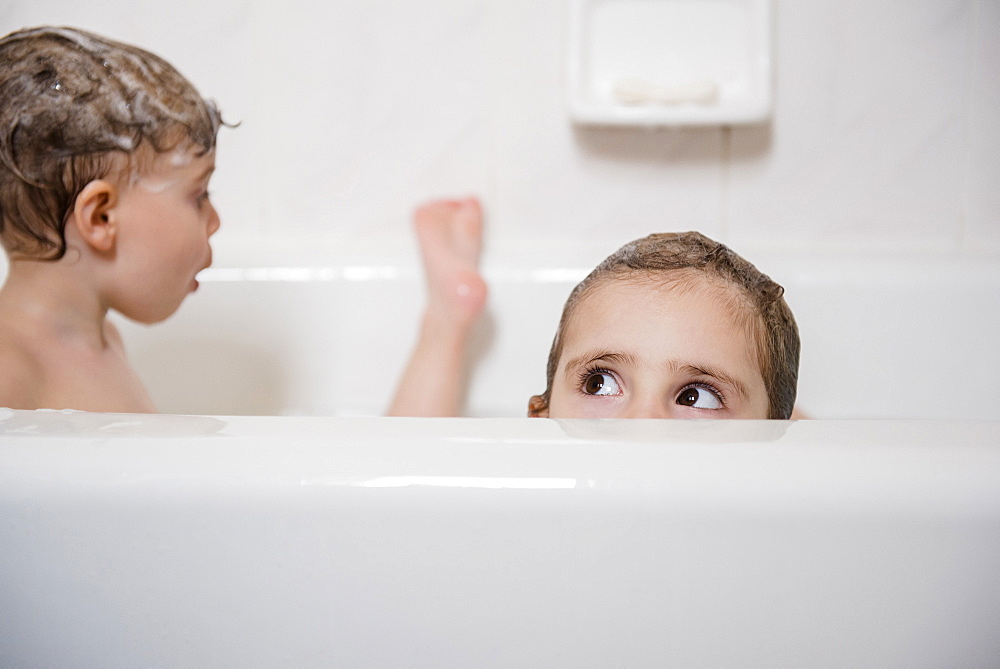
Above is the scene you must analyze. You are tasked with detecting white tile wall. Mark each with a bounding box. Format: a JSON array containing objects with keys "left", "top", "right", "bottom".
[
  {"left": 2, "top": 0, "right": 998, "bottom": 418},
  {"left": 729, "top": 0, "right": 976, "bottom": 249},
  {"left": 245, "top": 0, "right": 494, "bottom": 241},
  {"left": 3, "top": 0, "right": 994, "bottom": 250},
  {"left": 490, "top": 1, "right": 729, "bottom": 250}
]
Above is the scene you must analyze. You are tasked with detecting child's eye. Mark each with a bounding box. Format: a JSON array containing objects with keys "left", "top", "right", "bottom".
[
  {"left": 675, "top": 385, "right": 723, "bottom": 409},
  {"left": 581, "top": 369, "right": 621, "bottom": 396}
]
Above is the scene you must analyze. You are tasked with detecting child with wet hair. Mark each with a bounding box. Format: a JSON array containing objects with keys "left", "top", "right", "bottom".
[
  {"left": 0, "top": 26, "right": 224, "bottom": 411},
  {"left": 391, "top": 201, "right": 799, "bottom": 419},
  {"left": 528, "top": 231, "right": 800, "bottom": 419}
]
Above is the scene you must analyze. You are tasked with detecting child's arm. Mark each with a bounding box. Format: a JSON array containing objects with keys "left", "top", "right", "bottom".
[{"left": 387, "top": 198, "right": 487, "bottom": 417}]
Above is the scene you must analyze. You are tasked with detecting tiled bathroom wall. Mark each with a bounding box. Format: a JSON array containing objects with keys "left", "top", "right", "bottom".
[
  {"left": 6, "top": 0, "right": 995, "bottom": 254},
  {"left": 2, "top": 0, "right": 998, "bottom": 418}
]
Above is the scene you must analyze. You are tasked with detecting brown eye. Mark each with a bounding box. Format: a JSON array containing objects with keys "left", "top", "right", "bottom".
[
  {"left": 677, "top": 388, "right": 699, "bottom": 406},
  {"left": 675, "top": 386, "right": 723, "bottom": 410},
  {"left": 582, "top": 371, "right": 620, "bottom": 396}
]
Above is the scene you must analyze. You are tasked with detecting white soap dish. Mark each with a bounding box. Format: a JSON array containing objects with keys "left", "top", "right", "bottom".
[{"left": 568, "top": 0, "right": 773, "bottom": 126}]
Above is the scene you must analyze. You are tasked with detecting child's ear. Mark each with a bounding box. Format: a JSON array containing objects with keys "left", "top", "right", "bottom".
[
  {"left": 528, "top": 395, "right": 550, "bottom": 418},
  {"left": 72, "top": 180, "right": 118, "bottom": 252}
]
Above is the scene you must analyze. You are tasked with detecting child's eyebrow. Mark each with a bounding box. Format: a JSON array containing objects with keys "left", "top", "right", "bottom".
[
  {"left": 562, "top": 351, "right": 637, "bottom": 374},
  {"left": 679, "top": 363, "right": 751, "bottom": 401}
]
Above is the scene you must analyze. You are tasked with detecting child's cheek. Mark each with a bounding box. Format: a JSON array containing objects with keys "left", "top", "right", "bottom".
[{"left": 554, "top": 393, "right": 620, "bottom": 419}]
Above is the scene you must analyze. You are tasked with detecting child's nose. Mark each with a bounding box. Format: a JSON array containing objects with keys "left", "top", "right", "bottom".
[{"left": 621, "top": 398, "right": 672, "bottom": 420}]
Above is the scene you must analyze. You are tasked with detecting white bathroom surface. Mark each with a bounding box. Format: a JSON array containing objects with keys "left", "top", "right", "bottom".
[
  {"left": 2, "top": 411, "right": 999, "bottom": 666},
  {"left": 568, "top": 0, "right": 773, "bottom": 125}
]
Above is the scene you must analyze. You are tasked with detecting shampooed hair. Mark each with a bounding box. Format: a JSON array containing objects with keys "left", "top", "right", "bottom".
[
  {"left": 0, "top": 26, "right": 223, "bottom": 259},
  {"left": 532, "top": 232, "right": 800, "bottom": 419}
]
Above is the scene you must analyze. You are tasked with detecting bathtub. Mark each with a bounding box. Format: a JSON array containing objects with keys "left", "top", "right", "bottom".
[{"left": 1, "top": 410, "right": 998, "bottom": 666}]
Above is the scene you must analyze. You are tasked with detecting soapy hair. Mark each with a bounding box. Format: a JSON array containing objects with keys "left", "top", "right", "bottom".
[
  {"left": 0, "top": 26, "right": 223, "bottom": 259},
  {"left": 530, "top": 232, "right": 800, "bottom": 419}
]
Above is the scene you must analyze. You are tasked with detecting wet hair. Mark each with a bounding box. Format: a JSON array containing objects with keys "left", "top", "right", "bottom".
[
  {"left": 0, "top": 26, "right": 223, "bottom": 259},
  {"left": 530, "top": 231, "right": 800, "bottom": 419}
]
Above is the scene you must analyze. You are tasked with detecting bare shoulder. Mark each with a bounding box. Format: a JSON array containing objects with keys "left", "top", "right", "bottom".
[{"left": 0, "top": 326, "right": 43, "bottom": 408}]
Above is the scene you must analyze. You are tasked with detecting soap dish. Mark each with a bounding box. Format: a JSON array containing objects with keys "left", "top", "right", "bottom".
[{"left": 567, "top": 0, "right": 773, "bottom": 126}]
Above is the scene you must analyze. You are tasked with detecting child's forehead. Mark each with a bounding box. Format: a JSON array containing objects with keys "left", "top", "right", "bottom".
[
  {"left": 561, "top": 274, "right": 765, "bottom": 386},
  {"left": 164, "top": 145, "right": 215, "bottom": 173},
  {"left": 130, "top": 143, "right": 215, "bottom": 179},
  {"left": 578, "top": 271, "right": 737, "bottom": 314},
  {"left": 566, "top": 274, "right": 756, "bottom": 349}
]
